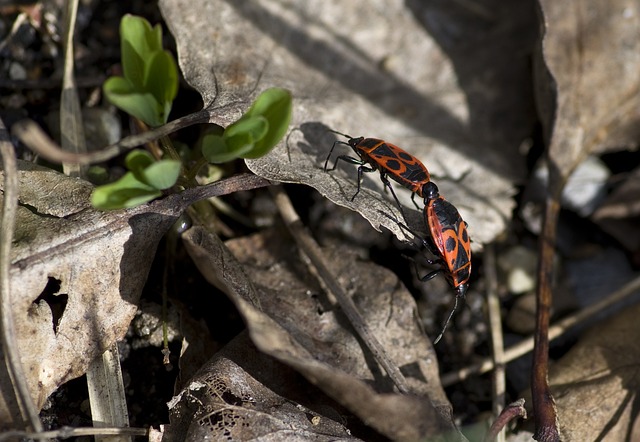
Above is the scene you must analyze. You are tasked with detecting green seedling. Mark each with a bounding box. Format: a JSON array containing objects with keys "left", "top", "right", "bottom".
[
  {"left": 201, "top": 88, "right": 292, "bottom": 163},
  {"left": 93, "top": 16, "right": 292, "bottom": 211},
  {"left": 103, "top": 14, "right": 178, "bottom": 127},
  {"left": 91, "top": 150, "right": 180, "bottom": 210}
]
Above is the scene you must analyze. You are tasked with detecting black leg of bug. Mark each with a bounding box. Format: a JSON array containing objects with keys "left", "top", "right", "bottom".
[
  {"left": 396, "top": 220, "right": 438, "bottom": 254},
  {"left": 396, "top": 222, "right": 445, "bottom": 274},
  {"left": 417, "top": 267, "right": 443, "bottom": 281},
  {"left": 325, "top": 153, "right": 373, "bottom": 201},
  {"left": 410, "top": 192, "right": 421, "bottom": 211},
  {"left": 324, "top": 140, "right": 353, "bottom": 171},
  {"left": 327, "top": 154, "right": 366, "bottom": 172},
  {"left": 378, "top": 173, "right": 407, "bottom": 219},
  {"left": 352, "top": 163, "right": 377, "bottom": 201},
  {"left": 397, "top": 219, "right": 464, "bottom": 344},
  {"left": 411, "top": 255, "right": 464, "bottom": 344},
  {"left": 399, "top": 252, "right": 440, "bottom": 281}
]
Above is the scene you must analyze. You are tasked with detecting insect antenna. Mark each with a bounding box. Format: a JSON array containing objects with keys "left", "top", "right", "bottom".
[
  {"left": 327, "top": 129, "right": 353, "bottom": 139},
  {"left": 433, "top": 293, "right": 465, "bottom": 344}
]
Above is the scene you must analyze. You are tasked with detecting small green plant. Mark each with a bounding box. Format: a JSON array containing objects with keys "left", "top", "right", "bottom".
[
  {"left": 92, "top": 14, "right": 292, "bottom": 211},
  {"left": 201, "top": 87, "right": 292, "bottom": 163},
  {"left": 91, "top": 150, "right": 181, "bottom": 209},
  {"left": 103, "top": 15, "right": 178, "bottom": 127}
]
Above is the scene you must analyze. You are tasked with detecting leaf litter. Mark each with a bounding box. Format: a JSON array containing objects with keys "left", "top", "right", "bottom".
[
  {"left": 549, "top": 303, "right": 640, "bottom": 441},
  {"left": 177, "top": 225, "right": 460, "bottom": 441},
  {"left": 160, "top": 0, "right": 538, "bottom": 246},
  {"left": 2, "top": 0, "right": 639, "bottom": 438},
  {"left": 0, "top": 160, "right": 267, "bottom": 425},
  {"left": 160, "top": 0, "right": 640, "bottom": 438}
]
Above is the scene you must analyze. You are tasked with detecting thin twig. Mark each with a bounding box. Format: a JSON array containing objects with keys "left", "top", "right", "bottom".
[
  {"left": 12, "top": 101, "right": 247, "bottom": 165},
  {"left": 60, "top": 0, "right": 86, "bottom": 178},
  {"left": 270, "top": 186, "right": 410, "bottom": 394},
  {"left": 0, "top": 120, "right": 43, "bottom": 431},
  {"left": 483, "top": 399, "right": 527, "bottom": 442},
  {"left": 0, "top": 425, "right": 148, "bottom": 441},
  {"left": 532, "top": 198, "right": 560, "bottom": 441},
  {"left": 441, "top": 273, "right": 640, "bottom": 387},
  {"left": 0, "top": 11, "right": 28, "bottom": 53},
  {"left": 484, "top": 244, "right": 506, "bottom": 442}
]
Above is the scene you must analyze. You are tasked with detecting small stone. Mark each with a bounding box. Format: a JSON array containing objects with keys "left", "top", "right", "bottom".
[
  {"left": 498, "top": 246, "right": 537, "bottom": 294},
  {"left": 9, "top": 62, "right": 27, "bottom": 80}
]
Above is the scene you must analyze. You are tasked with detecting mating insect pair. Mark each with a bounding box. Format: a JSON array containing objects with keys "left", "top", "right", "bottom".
[{"left": 324, "top": 131, "right": 471, "bottom": 343}]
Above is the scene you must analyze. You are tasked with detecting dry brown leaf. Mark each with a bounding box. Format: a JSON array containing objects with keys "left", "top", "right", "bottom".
[
  {"left": 166, "top": 333, "right": 360, "bottom": 441},
  {"left": 537, "top": 0, "right": 640, "bottom": 193},
  {"left": 181, "top": 226, "right": 461, "bottom": 441},
  {"left": 9, "top": 159, "right": 93, "bottom": 217},
  {"left": 160, "top": 0, "right": 538, "bottom": 246},
  {"left": 0, "top": 162, "right": 267, "bottom": 426},
  {"left": 549, "top": 303, "right": 640, "bottom": 441}
]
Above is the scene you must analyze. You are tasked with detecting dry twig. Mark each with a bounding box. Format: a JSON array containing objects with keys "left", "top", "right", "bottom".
[
  {"left": 270, "top": 186, "right": 410, "bottom": 394},
  {"left": 484, "top": 244, "right": 506, "bottom": 442},
  {"left": 0, "top": 120, "right": 43, "bottom": 431},
  {"left": 12, "top": 101, "right": 246, "bottom": 165}
]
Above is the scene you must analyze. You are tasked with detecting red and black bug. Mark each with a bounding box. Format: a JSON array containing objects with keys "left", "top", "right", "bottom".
[
  {"left": 399, "top": 181, "right": 471, "bottom": 343},
  {"left": 324, "top": 131, "right": 432, "bottom": 215},
  {"left": 420, "top": 181, "right": 471, "bottom": 343}
]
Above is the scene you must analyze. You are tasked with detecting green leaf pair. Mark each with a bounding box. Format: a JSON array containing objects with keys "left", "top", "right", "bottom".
[
  {"left": 103, "top": 15, "right": 178, "bottom": 127},
  {"left": 91, "top": 150, "right": 181, "bottom": 210},
  {"left": 202, "top": 87, "right": 292, "bottom": 163}
]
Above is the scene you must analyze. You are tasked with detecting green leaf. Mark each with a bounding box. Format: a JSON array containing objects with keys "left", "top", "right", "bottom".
[
  {"left": 245, "top": 88, "right": 291, "bottom": 118},
  {"left": 144, "top": 50, "right": 179, "bottom": 123},
  {"left": 199, "top": 118, "right": 267, "bottom": 164},
  {"left": 240, "top": 88, "right": 292, "bottom": 159},
  {"left": 120, "top": 15, "right": 163, "bottom": 87},
  {"left": 121, "top": 39, "right": 146, "bottom": 90},
  {"left": 201, "top": 134, "right": 253, "bottom": 164},
  {"left": 103, "top": 76, "right": 136, "bottom": 95},
  {"left": 87, "top": 166, "right": 109, "bottom": 185},
  {"left": 103, "top": 78, "right": 163, "bottom": 127},
  {"left": 99, "top": 187, "right": 162, "bottom": 210},
  {"left": 125, "top": 149, "right": 155, "bottom": 174},
  {"left": 199, "top": 90, "right": 290, "bottom": 164},
  {"left": 224, "top": 131, "right": 255, "bottom": 155},
  {"left": 140, "top": 160, "right": 181, "bottom": 190},
  {"left": 91, "top": 171, "right": 161, "bottom": 210},
  {"left": 224, "top": 116, "right": 268, "bottom": 144},
  {"left": 124, "top": 150, "right": 180, "bottom": 189}
]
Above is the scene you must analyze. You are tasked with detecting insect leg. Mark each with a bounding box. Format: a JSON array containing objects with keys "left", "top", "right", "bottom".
[
  {"left": 324, "top": 140, "right": 352, "bottom": 171},
  {"left": 351, "top": 162, "right": 377, "bottom": 201},
  {"left": 379, "top": 173, "right": 406, "bottom": 219},
  {"left": 418, "top": 268, "right": 442, "bottom": 282},
  {"left": 410, "top": 192, "right": 421, "bottom": 210}
]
